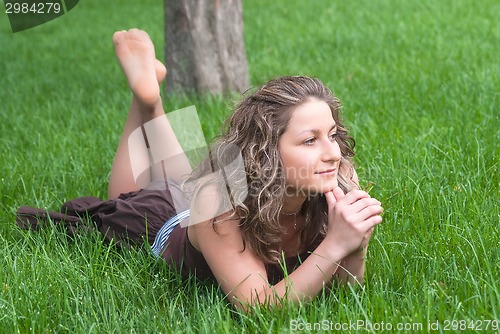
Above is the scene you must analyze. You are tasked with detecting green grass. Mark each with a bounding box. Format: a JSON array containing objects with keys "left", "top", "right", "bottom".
[{"left": 1, "top": 0, "right": 498, "bottom": 332}]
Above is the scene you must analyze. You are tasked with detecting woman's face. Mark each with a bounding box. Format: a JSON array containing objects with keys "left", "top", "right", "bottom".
[{"left": 278, "top": 98, "right": 341, "bottom": 196}]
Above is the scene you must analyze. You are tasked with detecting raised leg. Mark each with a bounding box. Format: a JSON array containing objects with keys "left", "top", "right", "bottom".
[{"left": 108, "top": 29, "right": 189, "bottom": 199}]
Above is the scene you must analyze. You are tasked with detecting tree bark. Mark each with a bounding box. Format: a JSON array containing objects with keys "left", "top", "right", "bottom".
[{"left": 165, "top": 0, "right": 250, "bottom": 95}]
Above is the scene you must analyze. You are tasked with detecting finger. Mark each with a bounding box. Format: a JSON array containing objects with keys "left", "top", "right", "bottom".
[
  {"left": 348, "top": 197, "right": 382, "bottom": 214},
  {"left": 370, "top": 215, "right": 383, "bottom": 226},
  {"left": 341, "top": 189, "right": 371, "bottom": 205},
  {"left": 366, "top": 226, "right": 375, "bottom": 235},
  {"left": 332, "top": 187, "right": 346, "bottom": 202},
  {"left": 364, "top": 227, "right": 375, "bottom": 239},
  {"left": 355, "top": 207, "right": 383, "bottom": 226},
  {"left": 356, "top": 217, "right": 383, "bottom": 236},
  {"left": 363, "top": 209, "right": 383, "bottom": 230},
  {"left": 324, "top": 191, "right": 336, "bottom": 209}
]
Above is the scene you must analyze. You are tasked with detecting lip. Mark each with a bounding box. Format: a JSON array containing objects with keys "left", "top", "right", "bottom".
[{"left": 316, "top": 169, "right": 336, "bottom": 176}]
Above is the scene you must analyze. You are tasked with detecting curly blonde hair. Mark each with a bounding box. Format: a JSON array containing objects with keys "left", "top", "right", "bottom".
[{"left": 187, "top": 76, "right": 356, "bottom": 263}]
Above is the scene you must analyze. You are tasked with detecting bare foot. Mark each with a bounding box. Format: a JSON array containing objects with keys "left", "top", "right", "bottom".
[{"left": 113, "top": 29, "right": 164, "bottom": 107}]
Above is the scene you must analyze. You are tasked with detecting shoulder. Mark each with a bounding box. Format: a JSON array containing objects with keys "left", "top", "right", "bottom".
[
  {"left": 188, "top": 181, "right": 236, "bottom": 228},
  {"left": 188, "top": 210, "right": 244, "bottom": 252}
]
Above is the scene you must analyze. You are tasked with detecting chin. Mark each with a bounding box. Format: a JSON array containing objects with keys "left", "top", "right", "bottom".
[
  {"left": 307, "top": 179, "right": 339, "bottom": 195},
  {"left": 285, "top": 177, "right": 339, "bottom": 196}
]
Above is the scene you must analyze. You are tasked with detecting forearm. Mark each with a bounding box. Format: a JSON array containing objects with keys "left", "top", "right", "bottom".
[
  {"left": 251, "top": 244, "right": 367, "bottom": 308},
  {"left": 334, "top": 247, "right": 367, "bottom": 284},
  {"left": 255, "top": 238, "right": 345, "bottom": 305}
]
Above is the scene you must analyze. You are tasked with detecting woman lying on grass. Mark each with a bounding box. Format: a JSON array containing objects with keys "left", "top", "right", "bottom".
[{"left": 16, "top": 29, "right": 383, "bottom": 311}]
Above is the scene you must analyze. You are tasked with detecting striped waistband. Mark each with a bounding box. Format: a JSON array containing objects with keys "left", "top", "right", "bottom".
[{"left": 151, "top": 209, "right": 190, "bottom": 256}]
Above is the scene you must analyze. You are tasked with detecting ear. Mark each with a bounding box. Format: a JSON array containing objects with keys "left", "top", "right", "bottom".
[{"left": 351, "top": 169, "right": 359, "bottom": 187}]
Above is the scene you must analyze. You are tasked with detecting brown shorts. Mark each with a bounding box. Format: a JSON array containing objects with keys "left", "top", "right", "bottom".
[{"left": 16, "top": 182, "right": 179, "bottom": 247}]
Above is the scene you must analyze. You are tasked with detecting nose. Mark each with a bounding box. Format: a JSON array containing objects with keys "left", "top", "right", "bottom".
[{"left": 321, "top": 138, "right": 341, "bottom": 163}]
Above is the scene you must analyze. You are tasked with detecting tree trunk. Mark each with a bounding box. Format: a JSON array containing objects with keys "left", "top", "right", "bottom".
[{"left": 165, "top": 0, "right": 250, "bottom": 95}]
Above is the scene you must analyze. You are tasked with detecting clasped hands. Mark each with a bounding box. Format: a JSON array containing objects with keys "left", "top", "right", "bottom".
[{"left": 324, "top": 187, "right": 383, "bottom": 257}]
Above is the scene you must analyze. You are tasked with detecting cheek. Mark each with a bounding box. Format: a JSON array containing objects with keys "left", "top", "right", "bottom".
[{"left": 282, "top": 154, "right": 315, "bottom": 180}]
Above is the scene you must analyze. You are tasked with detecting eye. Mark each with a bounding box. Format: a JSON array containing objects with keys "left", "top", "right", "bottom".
[
  {"left": 329, "top": 132, "right": 337, "bottom": 141},
  {"left": 303, "top": 137, "right": 316, "bottom": 146}
]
